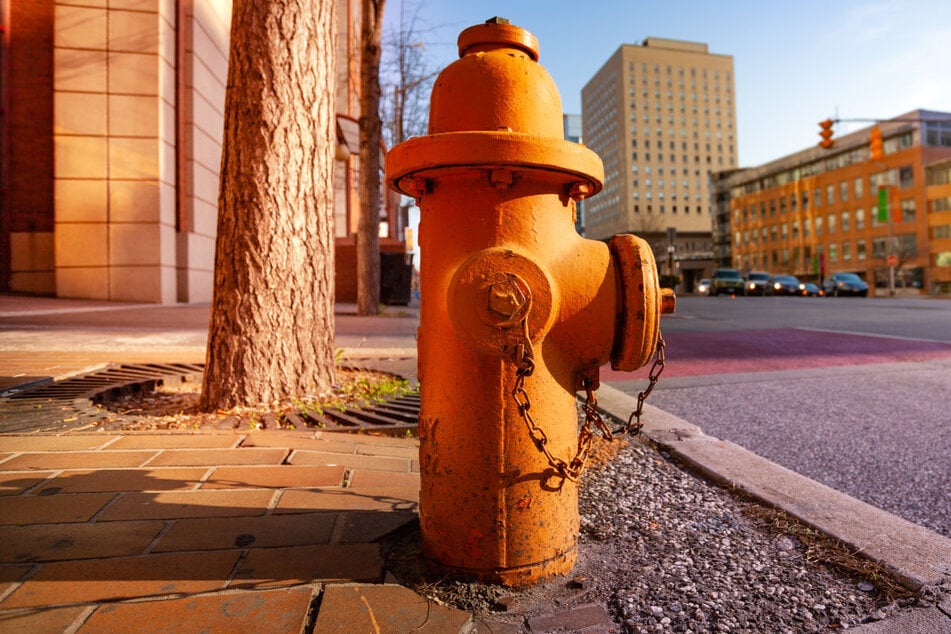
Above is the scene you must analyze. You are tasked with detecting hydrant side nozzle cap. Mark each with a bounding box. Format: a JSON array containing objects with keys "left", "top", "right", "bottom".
[{"left": 458, "top": 20, "right": 539, "bottom": 61}]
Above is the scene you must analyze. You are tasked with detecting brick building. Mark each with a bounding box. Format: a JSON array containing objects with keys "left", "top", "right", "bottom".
[
  {"left": 0, "top": 0, "right": 404, "bottom": 303},
  {"left": 713, "top": 110, "right": 951, "bottom": 294}
]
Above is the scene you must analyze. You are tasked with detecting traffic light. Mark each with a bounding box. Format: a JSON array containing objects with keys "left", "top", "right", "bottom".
[
  {"left": 869, "top": 125, "right": 884, "bottom": 161},
  {"left": 818, "top": 118, "right": 835, "bottom": 149}
]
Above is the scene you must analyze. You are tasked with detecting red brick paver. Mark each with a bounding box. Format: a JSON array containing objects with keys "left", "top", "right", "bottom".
[
  {"left": 77, "top": 586, "right": 315, "bottom": 633},
  {"left": 230, "top": 544, "right": 382, "bottom": 589},
  {"left": 312, "top": 584, "right": 472, "bottom": 633},
  {"left": 0, "top": 521, "right": 164, "bottom": 562},
  {"left": 146, "top": 448, "right": 288, "bottom": 467},
  {"left": 0, "top": 605, "right": 91, "bottom": 633},
  {"left": 152, "top": 513, "right": 337, "bottom": 552},
  {"left": 108, "top": 435, "right": 241, "bottom": 450},
  {"left": 289, "top": 450, "right": 411, "bottom": 472},
  {"left": 1, "top": 551, "right": 241, "bottom": 609},
  {"left": 1, "top": 451, "right": 158, "bottom": 470},
  {"left": 0, "top": 492, "right": 116, "bottom": 525},
  {"left": 98, "top": 489, "right": 275, "bottom": 521},
  {"left": 201, "top": 464, "right": 346, "bottom": 489},
  {"left": 275, "top": 486, "right": 418, "bottom": 514},
  {"left": 38, "top": 467, "right": 208, "bottom": 493},
  {"left": 0, "top": 436, "right": 115, "bottom": 452},
  {"left": 0, "top": 471, "right": 55, "bottom": 496}
]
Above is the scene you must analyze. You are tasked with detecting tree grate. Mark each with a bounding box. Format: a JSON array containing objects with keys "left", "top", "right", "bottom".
[{"left": 0, "top": 363, "right": 421, "bottom": 435}]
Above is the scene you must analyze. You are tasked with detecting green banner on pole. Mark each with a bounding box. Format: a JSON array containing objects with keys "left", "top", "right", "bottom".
[{"left": 877, "top": 187, "right": 889, "bottom": 223}]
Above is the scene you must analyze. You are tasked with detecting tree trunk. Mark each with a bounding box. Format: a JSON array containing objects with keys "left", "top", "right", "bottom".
[
  {"left": 356, "top": 0, "right": 386, "bottom": 316},
  {"left": 200, "top": 0, "right": 337, "bottom": 410}
]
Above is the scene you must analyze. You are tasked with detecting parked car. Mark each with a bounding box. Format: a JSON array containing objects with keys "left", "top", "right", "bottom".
[
  {"left": 745, "top": 271, "right": 772, "bottom": 296},
  {"left": 799, "top": 282, "right": 824, "bottom": 297},
  {"left": 696, "top": 278, "right": 711, "bottom": 295},
  {"left": 823, "top": 272, "right": 869, "bottom": 297},
  {"left": 770, "top": 274, "right": 802, "bottom": 296},
  {"left": 710, "top": 268, "right": 746, "bottom": 296}
]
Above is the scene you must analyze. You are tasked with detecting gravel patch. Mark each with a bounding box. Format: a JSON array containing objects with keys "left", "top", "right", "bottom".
[{"left": 384, "top": 431, "right": 945, "bottom": 632}]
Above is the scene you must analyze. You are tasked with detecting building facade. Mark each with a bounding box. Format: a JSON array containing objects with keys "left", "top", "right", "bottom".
[
  {"left": 0, "top": 0, "right": 403, "bottom": 304},
  {"left": 581, "top": 37, "right": 737, "bottom": 289},
  {"left": 713, "top": 110, "right": 951, "bottom": 295}
]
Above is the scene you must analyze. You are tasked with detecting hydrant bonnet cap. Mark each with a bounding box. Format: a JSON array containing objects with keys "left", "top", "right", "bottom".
[{"left": 458, "top": 18, "right": 539, "bottom": 61}]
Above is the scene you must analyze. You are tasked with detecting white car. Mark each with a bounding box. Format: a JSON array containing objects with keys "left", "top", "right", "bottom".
[{"left": 696, "top": 278, "right": 711, "bottom": 295}]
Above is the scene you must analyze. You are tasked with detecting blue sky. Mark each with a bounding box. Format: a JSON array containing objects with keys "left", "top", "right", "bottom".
[{"left": 383, "top": 0, "right": 951, "bottom": 167}]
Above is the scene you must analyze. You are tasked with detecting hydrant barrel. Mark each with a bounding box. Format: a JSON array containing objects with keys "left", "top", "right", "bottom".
[{"left": 385, "top": 18, "right": 672, "bottom": 586}]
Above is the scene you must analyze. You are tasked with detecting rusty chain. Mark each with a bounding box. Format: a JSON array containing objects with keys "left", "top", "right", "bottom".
[
  {"left": 510, "top": 315, "right": 667, "bottom": 481},
  {"left": 622, "top": 334, "right": 667, "bottom": 436}
]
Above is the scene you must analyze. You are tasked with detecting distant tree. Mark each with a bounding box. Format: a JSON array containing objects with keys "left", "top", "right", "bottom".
[
  {"left": 200, "top": 0, "right": 337, "bottom": 410},
  {"left": 381, "top": 0, "right": 438, "bottom": 149},
  {"left": 356, "top": 0, "right": 386, "bottom": 316}
]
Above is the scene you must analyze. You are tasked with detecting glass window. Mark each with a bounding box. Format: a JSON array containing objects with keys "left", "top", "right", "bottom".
[
  {"left": 829, "top": 243, "right": 838, "bottom": 262},
  {"left": 841, "top": 211, "right": 850, "bottom": 232},
  {"left": 827, "top": 213, "right": 836, "bottom": 234},
  {"left": 826, "top": 185, "right": 835, "bottom": 205},
  {"left": 814, "top": 188, "right": 822, "bottom": 208},
  {"left": 873, "top": 237, "right": 887, "bottom": 258},
  {"left": 856, "top": 208, "right": 865, "bottom": 230},
  {"left": 842, "top": 240, "right": 851, "bottom": 260},
  {"left": 900, "top": 233, "right": 917, "bottom": 256},
  {"left": 815, "top": 216, "right": 824, "bottom": 236},
  {"left": 901, "top": 199, "right": 916, "bottom": 223},
  {"left": 840, "top": 182, "right": 848, "bottom": 202},
  {"left": 857, "top": 240, "right": 867, "bottom": 260},
  {"left": 899, "top": 165, "right": 915, "bottom": 189},
  {"left": 854, "top": 177, "right": 864, "bottom": 199}
]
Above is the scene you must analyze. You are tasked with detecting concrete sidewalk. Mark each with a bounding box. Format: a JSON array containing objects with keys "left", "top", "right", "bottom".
[{"left": 1, "top": 294, "right": 949, "bottom": 632}]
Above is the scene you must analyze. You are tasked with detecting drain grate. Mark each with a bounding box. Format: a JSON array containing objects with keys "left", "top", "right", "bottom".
[
  {"left": 0, "top": 363, "right": 420, "bottom": 434},
  {"left": 0, "top": 363, "right": 205, "bottom": 434}
]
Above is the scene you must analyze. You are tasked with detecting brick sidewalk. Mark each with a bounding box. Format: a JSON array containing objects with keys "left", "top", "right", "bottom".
[{"left": 0, "top": 429, "right": 473, "bottom": 632}]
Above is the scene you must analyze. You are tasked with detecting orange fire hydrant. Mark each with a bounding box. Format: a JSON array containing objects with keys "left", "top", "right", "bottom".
[{"left": 385, "top": 18, "right": 675, "bottom": 586}]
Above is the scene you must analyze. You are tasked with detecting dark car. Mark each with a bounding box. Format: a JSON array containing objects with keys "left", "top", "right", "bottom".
[
  {"left": 823, "top": 272, "right": 869, "bottom": 297},
  {"left": 710, "top": 268, "right": 746, "bottom": 296},
  {"left": 770, "top": 274, "right": 801, "bottom": 296},
  {"left": 800, "top": 282, "right": 824, "bottom": 297},
  {"left": 745, "top": 271, "right": 772, "bottom": 296}
]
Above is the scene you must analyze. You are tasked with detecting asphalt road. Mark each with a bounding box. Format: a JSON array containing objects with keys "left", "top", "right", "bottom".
[{"left": 605, "top": 295, "right": 951, "bottom": 539}]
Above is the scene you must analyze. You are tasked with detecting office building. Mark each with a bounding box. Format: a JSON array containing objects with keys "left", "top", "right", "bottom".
[
  {"left": 581, "top": 38, "right": 736, "bottom": 288},
  {"left": 713, "top": 110, "right": 951, "bottom": 294}
]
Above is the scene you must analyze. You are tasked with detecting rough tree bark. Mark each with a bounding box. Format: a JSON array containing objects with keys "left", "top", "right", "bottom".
[
  {"left": 356, "top": 0, "right": 386, "bottom": 316},
  {"left": 200, "top": 0, "right": 337, "bottom": 410}
]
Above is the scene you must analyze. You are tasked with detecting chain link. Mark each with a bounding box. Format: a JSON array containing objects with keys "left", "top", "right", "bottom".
[
  {"left": 509, "top": 315, "right": 667, "bottom": 481},
  {"left": 622, "top": 334, "right": 667, "bottom": 435}
]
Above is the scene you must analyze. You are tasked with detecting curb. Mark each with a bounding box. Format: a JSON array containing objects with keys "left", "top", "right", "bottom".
[{"left": 595, "top": 383, "right": 951, "bottom": 594}]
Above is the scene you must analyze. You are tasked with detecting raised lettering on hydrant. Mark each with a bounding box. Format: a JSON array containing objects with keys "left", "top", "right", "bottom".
[{"left": 385, "top": 17, "right": 675, "bottom": 586}]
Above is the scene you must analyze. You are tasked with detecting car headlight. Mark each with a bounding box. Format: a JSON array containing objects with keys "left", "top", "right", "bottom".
[
  {"left": 773, "top": 283, "right": 781, "bottom": 290},
  {"left": 798, "top": 284, "right": 805, "bottom": 290}
]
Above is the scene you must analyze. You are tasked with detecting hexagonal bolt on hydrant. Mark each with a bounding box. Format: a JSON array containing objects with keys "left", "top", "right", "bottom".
[{"left": 385, "top": 17, "right": 675, "bottom": 586}]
